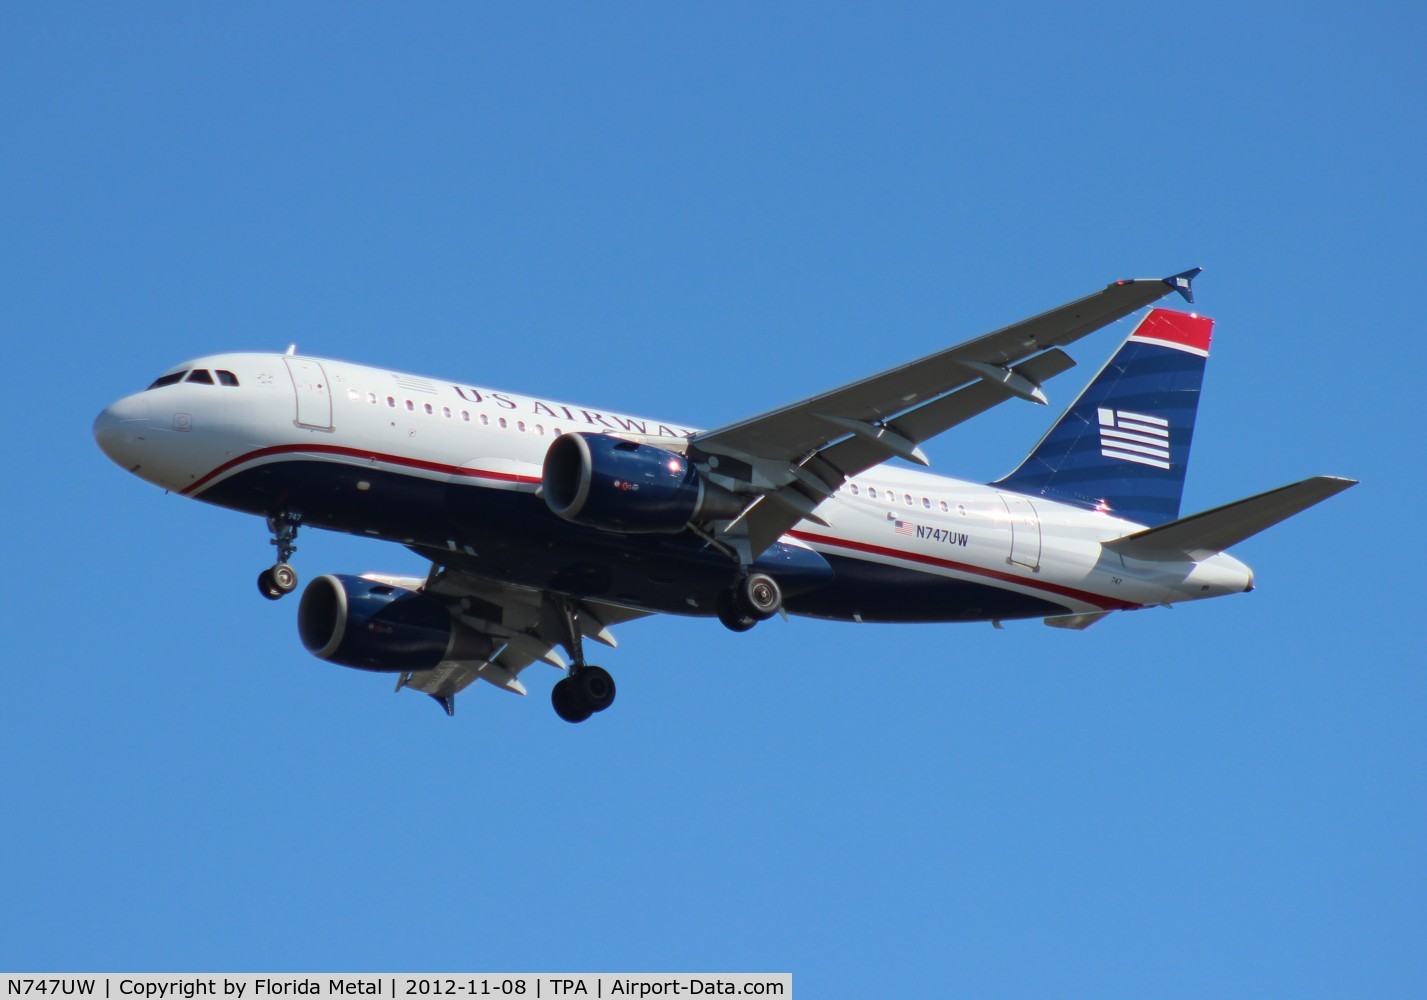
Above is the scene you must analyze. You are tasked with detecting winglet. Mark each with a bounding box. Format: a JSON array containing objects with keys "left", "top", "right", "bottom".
[
  {"left": 1162, "top": 267, "right": 1202, "bottom": 304},
  {"left": 1108, "top": 266, "right": 1200, "bottom": 305}
]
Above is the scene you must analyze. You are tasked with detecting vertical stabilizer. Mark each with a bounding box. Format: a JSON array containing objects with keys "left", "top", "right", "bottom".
[{"left": 994, "top": 309, "right": 1213, "bottom": 527}]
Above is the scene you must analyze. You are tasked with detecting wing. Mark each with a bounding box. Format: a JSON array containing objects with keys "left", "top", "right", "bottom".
[
  {"left": 689, "top": 269, "right": 1201, "bottom": 556},
  {"left": 361, "top": 566, "right": 649, "bottom": 714}
]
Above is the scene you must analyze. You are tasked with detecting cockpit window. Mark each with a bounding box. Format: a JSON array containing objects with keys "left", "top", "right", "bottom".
[
  {"left": 146, "top": 371, "right": 187, "bottom": 390},
  {"left": 185, "top": 369, "right": 215, "bottom": 385},
  {"left": 216, "top": 370, "right": 239, "bottom": 386}
]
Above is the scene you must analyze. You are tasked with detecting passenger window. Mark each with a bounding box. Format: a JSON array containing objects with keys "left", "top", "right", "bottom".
[
  {"left": 147, "top": 371, "right": 187, "bottom": 389},
  {"left": 405, "top": 400, "right": 414, "bottom": 412},
  {"left": 185, "top": 369, "right": 214, "bottom": 385},
  {"left": 387, "top": 396, "right": 396, "bottom": 408},
  {"left": 850, "top": 484, "right": 860, "bottom": 496},
  {"left": 347, "top": 389, "right": 358, "bottom": 401},
  {"left": 868, "top": 488, "right": 878, "bottom": 499},
  {"left": 940, "top": 500, "right": 949, "bottom": 513},
  {"left": 423, "top": 403, "right": 434, "bottom": 415},
  {"left": 480, "top": 414, "right": 489, "bottom": 426},
  {"left": 461, "top": 411, "right": 470, "bottom": 422},
  {"left": 498, "top": 417, "right": 507, "bottom": 429},
  {"left": 904, "top": 493, "right": 913, "bottom": 506},
  {"left": 366, "top": 392, "right": 377, "bottom": 404},
  {"left": 442, "top": 406, "right": 451, "bottom": 418},
  {"left": 922, "top": 497, "right": 931, "bottom": 509},
  {"left": 216, "top": 370, "right": 239, "bottom": 387},
  {"left": 517, "top": 421, "right": 526, "bottom": 432}
]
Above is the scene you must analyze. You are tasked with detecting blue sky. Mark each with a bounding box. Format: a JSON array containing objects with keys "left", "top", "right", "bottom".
[{"left": 3, "top": 3, "right": 1423, "bottom": 995}]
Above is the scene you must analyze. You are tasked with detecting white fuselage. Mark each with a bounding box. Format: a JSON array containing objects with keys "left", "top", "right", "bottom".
[{"left": 94, "top": 352, "right": 1254, "bottom": 622}]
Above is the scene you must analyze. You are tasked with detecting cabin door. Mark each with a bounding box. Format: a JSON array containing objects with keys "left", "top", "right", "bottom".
[
  {"left": 998, "top": 493, "right": 1042, "bottom": 571},
  {"left": 284, "top": 357, "right": 334, "bottom": 430}
]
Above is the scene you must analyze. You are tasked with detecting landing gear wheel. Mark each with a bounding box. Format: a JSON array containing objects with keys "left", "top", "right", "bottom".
[
  {"left": 576, "top": 666, "right": 616, "bottom": 713},
  {"left": 258, "top": 563, "right": 298, "bottom": 600},
  {"left": 271, "top": 563, "right": 298, "bottom": 594},
  {"left": 717, "top": 592, "right": 758, "bottom": 632},
  {"left": 734, "top": 573, "right": 782, "bottom": 621},
  {"left": 257, "top": 568, "right": 283, "bottom": 601},
  {"left": 551, "top": 677, "right": 594, "bottom": 724}
]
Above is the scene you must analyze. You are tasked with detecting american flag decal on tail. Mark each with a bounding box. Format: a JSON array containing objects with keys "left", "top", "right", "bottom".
[{"left": 1098, "top": 408, "right": 1171, "bottom": 469}]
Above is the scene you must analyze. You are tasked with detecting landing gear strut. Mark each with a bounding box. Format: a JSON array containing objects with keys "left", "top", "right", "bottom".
[
  {"left": 548, "top": 597, "right": 617, "bottom": 723},
  {"left": 717, "top": 572, "right": 782, "bottom": 632},
  {"left": 257, "top": 509, "right": 302, "bottom": 601}
]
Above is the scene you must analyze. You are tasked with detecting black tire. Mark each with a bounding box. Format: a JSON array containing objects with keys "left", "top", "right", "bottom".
[
  {"left": 257, "top": 568, "right": 284, "bottom": 601},
  {"left": 551, "top": 677, "right": 593, "bottom": 723},
  {"left": 734, "top": 573, "right": 782, "bottom": 620},
  {"left": 271, "top": 563, "right": 298, "bottom": 593},
  {"left": 716, "top": 592, "right": 758, "bottom": 632},
  {"left": 576, "top": 666, "right": 616, "bottom": 712}
]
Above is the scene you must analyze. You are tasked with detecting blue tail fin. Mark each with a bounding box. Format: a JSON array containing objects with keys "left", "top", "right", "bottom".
[{"left": 994, "top": 309, "right": 1213, "bottom": 527}]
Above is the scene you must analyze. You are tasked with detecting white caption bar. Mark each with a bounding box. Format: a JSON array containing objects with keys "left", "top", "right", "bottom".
[{"left": 1, "top": 975, "right": 791, "bottom": 1000}]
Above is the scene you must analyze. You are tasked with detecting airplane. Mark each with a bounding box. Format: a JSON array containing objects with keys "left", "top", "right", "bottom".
[{"left": 93, "top": 269, "right": 1355, "bottom": 722}]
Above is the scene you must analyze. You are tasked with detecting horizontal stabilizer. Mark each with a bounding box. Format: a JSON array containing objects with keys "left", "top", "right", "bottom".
[{"left": 1103, "top": 476, "right": 1357, "bottom": 559}]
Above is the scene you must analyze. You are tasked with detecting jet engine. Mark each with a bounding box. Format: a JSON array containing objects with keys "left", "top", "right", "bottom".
[
  {"left": 542, "top": 432, "right": 741, "bottom": 533},
  {"left": 297, "top": 574, "right": 487, "bottom": 672}
]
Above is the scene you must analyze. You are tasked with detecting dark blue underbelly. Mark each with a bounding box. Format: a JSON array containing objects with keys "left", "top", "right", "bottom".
[{"left": 197, "top": 460, "right": 1068, "bottom": 623}]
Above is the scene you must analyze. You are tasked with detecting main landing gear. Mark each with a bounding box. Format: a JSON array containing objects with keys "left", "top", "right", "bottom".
[
  {"left": 548, "top": 597, "right": 617, "bottom": 724},
  {"left": 552, "top": 665, "right": 616, "bottom": 724},
  {"left": 258, "top": 509, "right": 302, "bottom": 601},
  {"left": 716, "top": 573, "right": 783, "bottom": 632}
]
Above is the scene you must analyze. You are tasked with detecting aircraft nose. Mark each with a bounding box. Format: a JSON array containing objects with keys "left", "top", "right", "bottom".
[{"left": 93, "top": 394, "right": 151, "bottom": 468}]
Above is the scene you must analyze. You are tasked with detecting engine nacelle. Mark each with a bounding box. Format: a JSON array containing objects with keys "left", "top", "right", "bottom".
[
  {"left": 297, "top": 574, "right": 483, "bottom": 672},
  {"left": 542, "top": 432, "right": 738, "bottom": 533}
]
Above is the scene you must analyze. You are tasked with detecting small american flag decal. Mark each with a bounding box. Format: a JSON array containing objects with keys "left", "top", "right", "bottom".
[
  {"left": 893, "top": 519, "right": 915, "bottom": 536},
  {"left": 1098, "top": 408, "right": 1171, "bottom": 469}
]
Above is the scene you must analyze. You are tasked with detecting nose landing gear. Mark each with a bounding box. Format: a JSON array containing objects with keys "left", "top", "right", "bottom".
[{"left": 257, "top": 509, "right": 302, "bottom": 601}]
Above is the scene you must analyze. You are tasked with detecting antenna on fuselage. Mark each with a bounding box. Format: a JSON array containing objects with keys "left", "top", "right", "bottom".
[{"left": 284, "top": 344, "right": 297, "bottom": 356}]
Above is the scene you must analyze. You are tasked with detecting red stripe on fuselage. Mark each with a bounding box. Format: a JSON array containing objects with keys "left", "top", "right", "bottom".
[
  {"left": 788, "top": 530, "right": 1140, "bottom": 612},
  {"left": 179, "top": 444, "right": 540, "bottom": 497}
]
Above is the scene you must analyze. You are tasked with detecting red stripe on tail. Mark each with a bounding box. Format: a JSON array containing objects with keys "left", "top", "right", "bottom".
[{"left": 1130, "top": 309, "right": 1213, "bottom": 354}]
